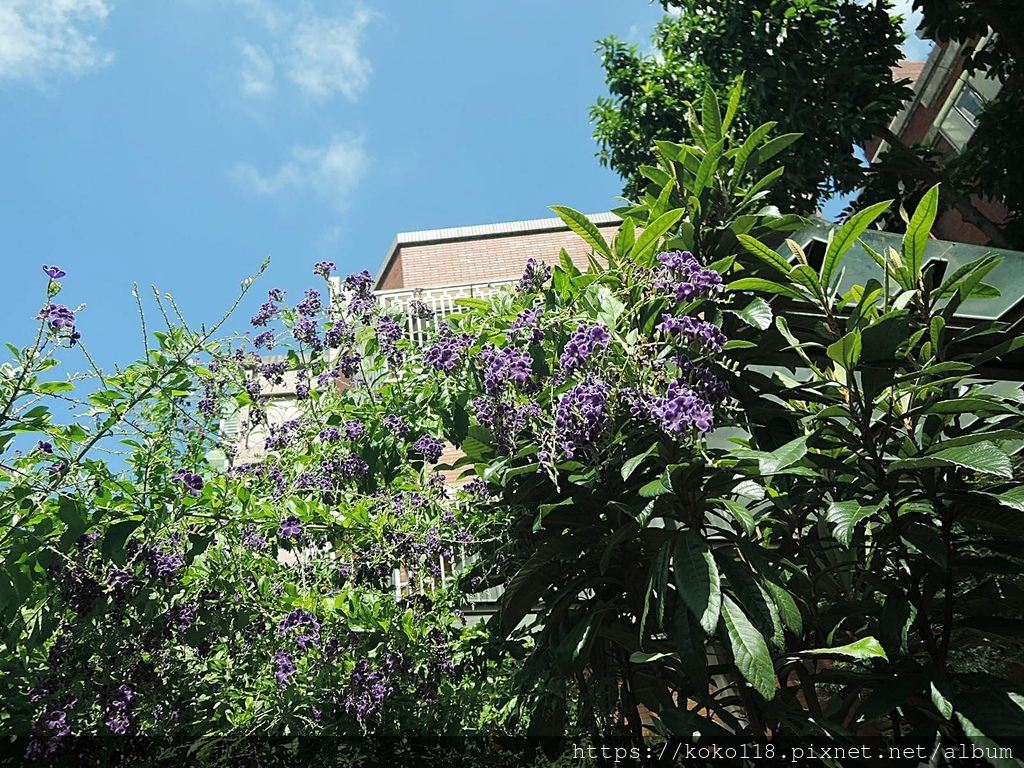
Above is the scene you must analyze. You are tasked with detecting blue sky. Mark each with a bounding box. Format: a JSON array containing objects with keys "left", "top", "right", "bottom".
[{"left": 0, "top": 1, "right": 929, "bottom": 371}]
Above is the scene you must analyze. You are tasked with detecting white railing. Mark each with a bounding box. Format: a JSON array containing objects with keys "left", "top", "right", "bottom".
[{"left": 377, "top": 281, "right": 515, "bottom": 346}]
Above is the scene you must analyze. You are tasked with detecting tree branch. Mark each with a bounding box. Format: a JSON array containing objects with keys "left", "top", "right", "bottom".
[{"left": 875, "top": 126, "right": 1012, "bottom": 248}]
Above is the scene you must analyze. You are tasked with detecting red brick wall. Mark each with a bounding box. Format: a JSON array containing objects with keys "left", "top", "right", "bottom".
[{"left": 382, "top": 225, "right": 618, "bottom": 290}]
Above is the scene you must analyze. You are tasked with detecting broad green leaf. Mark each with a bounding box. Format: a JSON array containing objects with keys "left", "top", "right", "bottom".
[
  {"left": 826, "top": 500, "right": 877, "bottom": 547},
  {"left": 727, "top": 277, "right": 805, "bottom": 300},
  {"left": 694, "top": 139, "right": 725, "bottom": 194},
  {"left": 931, "top": 682, "right": 954, "bottom": 720},
  {"left": 629, "top": 650, "right": 676, "bottom": 664},
  {"left": 721, "top": 595, "right": 775, "bottom": 700},
  {"left": 826, "top": 330, "right": 862, "bottom": 370},
  {"left": 736, "top": 234, "right": 792, "bottom": 276},
  {"left": 630, "top": 209, "right": 684, "bottom": 266},
  {"left": 673, "top": 532, "right": 721, "bottom": 634},
  {"left": 892, "top": 441, "right": 1012, "bottom": 478},
  {"left": 732, "top": 121, "right": 777, "bottom": 183},
  {"left": 550, "top": 205, "right": 611, "bottom": 259},
  {"left": 721, "top": 73, "right": 743, "bottom": 135},
  {"left": 729, "top": 297, "right": 772, "bottom": 330},
  {"left": 800, "top": 636, "right": 887, "bottom": 661},
  {"left": 719, "top": 499, "right": 755, "bottom": 536},
  {"left": 759, "top": 436, "right": 807, "bottom": 475},
  {"left": 748, "top": 133, "right": 801, "bottom": 171},
  {"left": 902, "top": 184, "right": 940, "bottom": 281},
  {"left": 622, "top": 442, "right": 660, "bottom": 482},
  {"left": 820, "top": 198, "right": 893, "bottom": 291},
  {"left": 701, "top": 84, "right": 722, "bottom": 145}
]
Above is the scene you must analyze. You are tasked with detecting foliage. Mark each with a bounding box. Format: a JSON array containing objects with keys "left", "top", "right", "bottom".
[
  {"left": 449, "top": 87, "right": 1024, "bottom": 762},
  {"left": 0, "top": 264, "right": 533, "bottom": 766},
  {"left": 590, "top": 0, "right": 910, "bottom": 212},
  {"left": 4, "top": 84, "right": 1024, "bottom": 768}
]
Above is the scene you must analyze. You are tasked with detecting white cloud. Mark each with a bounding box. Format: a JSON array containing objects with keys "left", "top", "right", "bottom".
[
  {"left": 234, "top": 135, "right": 367, "bottom": 207},
  {"left": 285, "top": 6, "right": 373, "bottom": 100},
  {"left": 238, "top": 41, "right": 275, "bottom": 98},
  {"left": 0, "top": 0, "right": 113, "bottom": 83}
]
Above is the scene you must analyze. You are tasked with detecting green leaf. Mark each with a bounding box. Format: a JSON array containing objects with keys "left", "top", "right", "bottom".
[
  {"left": 729, "top": 297, "right": 772, "bottom": 330},
  {"left": 701, "top": 84, "right": 722, "bottom": 145},
  {"left": 903, "top": 184, "right": 940, "bottom": 281},
  {"left": 736, "top": 234, "right": 792, "bottom": 276},
  {"left": 892, "top": 441, "right": 1012, "bottom": 478},
  {"left": 826, "top": 501, "right": 877, "bottom": 547},
  {"left": 719, "top": 499, "right": 755, "bottom": 536},
  {"left": 549, "top": 206, "right": 611, "bottom": 259},
  {"left": 759, "top": 436, "right": 807, "bottom": 475},
  {"left": 673, "top": 531, "right": 721, "bottom": 634},
  {"left": 629, "top": 650, "right": 676, "bottom": 664},
  {"left": 749, "top": 133, "right": 801, "bottom": 170},
  {"left": 629, "top": 208, "right": 684, "bottom": 266},
  {"left": 799, "top": 636, "right": 887, "bottom": 661},
  {"left": 721, "top": 595, "right": 775, "bottom": 700},
  {"left": 826, "top": 330, "right": 862, "bottom": 370},
  {"left": 694, "top": 139, "right": 724, "bottom": 194},
  {"left": 622, "top": 442, "right": 660, "bottom": 482},
  {"left": 37, "top": 381, "right": 75, "bottom": 394},
  {"left": 732, "top": 121, "right": 777, "bottom": 182},
  {"left": 727, "top": 277, "right": 805, "bottom": 300},
  {"left": 820, "top": 198, "right": 893, "bottom": 291},
  {"left": 102, "top": 519, "right": 143, "bottom": 564},
  {"left": 639, "top": 475, "right": 672, "bottom": 498},
  {"left": 721, "top": 74, "right": 743, "bottom": 135}
]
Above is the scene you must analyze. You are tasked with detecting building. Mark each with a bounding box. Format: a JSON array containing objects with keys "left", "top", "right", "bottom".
[{"left": 866, "top": 37, "right": 1009, "bottom": 244}]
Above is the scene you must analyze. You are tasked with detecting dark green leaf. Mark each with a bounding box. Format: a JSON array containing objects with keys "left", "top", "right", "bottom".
[{"left": 721, "top": 595, "right": 775, "bottom": 700}]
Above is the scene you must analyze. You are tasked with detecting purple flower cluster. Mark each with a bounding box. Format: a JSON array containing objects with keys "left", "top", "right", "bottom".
[
  {"left": 37, "top": 303, "right": 80, "bottom": 346},
  {"left": 461, "top": 477, "right": 489, "bottom": 498},
  {"left": 279, "top": 608, "right": 321, "bottom": 650},
  {"left": 517, "top": 258, "right": 551, "bottom": 293},
  {"left": 141, "top": 544, "right": 185, "bottom": 581},
  {"left": 43, "top": 264, "right": 66, "bottom": 280},
  {"left": 171, "top": 468, "right": 204, "bottom": 497},
  {"left": 103, "top": 684, "right": 135, "bottom": 735},
  {"left": 292, "top": 317, "right": 322, "bottom": 350},
  {"left": 253, "top": 329, "right": 276, "bottom": 349},
  {"left": 424, "top": 323, "right": 474, "bottom": 373},
  {"left": 383, "top": 414, "right": 410, "bottom": 438},
  {"left": 278, "top": 515, "right": 303, "bottom": 540},
  {"left": 508, "top": 306, "right": 545, "bottom": 345},
  {"left": 346, "top": 658, "right": 393, "bottom": 724},
  {"left": 296, "top": 288, "right": 322, "bottom": 316},
  {"left": 408, "top": 298, "right": 434, "bottom": 320},
  {"left": 313, "top": 261, "right": 336, "bottom": 278},
  {"left": 655, "top": 250, "right": 723, "bottom": 301},
  {"left": 25, "top": 701, "right": 74, "bottom": 759},
  {"left": 274, "top": 649, "right": 296, "bottom": 688},
  {"left": 477, "top": 345, "right": 534, "bottom": 394},
  {"left": 650, "top": 381, "right": 715, "bottom": 434},
  {"left": 251, "top": 290, "right": 283, "bottom": 326},
  {"left": 413, "top": 435, "right": 444, "bottom": 463},
  {"left": 472, "top": 396, "right": 541, "bottom": 455},
  {"left": 319, "top": 426, "right": 340, "bottom": 443},
  {"left": 343, "top": 419, "right": 366, "bottom": 439},
  {"left": 165, "top": 601, "right": 199, "bottom": 634},
  {"left": 341, "top": 455, "right": 369, "bottom": 480},
  {"left": 376, "top": 314, "right": 405, "bottom": 367},
  {"left": 264, "top": 419, "right": 303, "bottom": 451},
  {"left": 259, "top": 360, "right": 287, "bottom": 385},
  {"left": 553, "top": 379, "right": 611, "bottom": 459},
  {"left": 241, "top": 524, "right": 268, "bottom": 551},
  {"left": 657, "top": 314, "right": 727, "bottom": 353},
  {"left": 344, "top": 270, "right": 378, "bottom": 320},
  {"left": 560, "top": 323, "right": 611, "bottom": 374},
  {"left": 325, "top": 321, "right": 355, "bottom": 349}
]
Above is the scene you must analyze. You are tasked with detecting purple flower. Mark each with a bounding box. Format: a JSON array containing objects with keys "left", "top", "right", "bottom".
[
  {"left": 278, "top": 515, "right": 303, "bottom": 540},
  {"left": 651, "top": 380, "right": 715, "bottom": 434},
  {"left": 292, "top": 317, "right": 322, "bottom": 349},
  {"left": 375, "top": 315, "right": 405, "bottom": 367},
  {"left": 38, "top": 440, "right": 53, "bottom": 454},
  {"left": 274, "top": 649, "right": 297, "bottom": 688},
  {"left": 517, "top": 258, "right": 551, "bottom": 293},
  {"left": 313, "top": 261, "right": 336, "bottom": 278},
  {"left": 343, "top": 419, "right": 366, "bottom": 439},
  {"left": 260, "top": 361, "right": 287, "bottom": 385},
  {"left": 424, "top": 323, "right": 474, "bottom": 373},
  {"left": 296, "top": 288, "right": 322, "bottom": 316},
  {"left": 319, "top": 426, "right": 341, "bottom": 443},
  {"left": 171, "top": 468, "right": 204, "bottom": 497},
  {"left": 553, "top": 379, "right": 611, "bottom": 459},
  {"left": 508, "top": 307, "right": 545, "bottom": 345},
  {"left": 461, "top": 477, "right": 489, "bottom": 498},
  {"left": 43, "top": 265, "right": 66, "bottom": 280},
  {"left": 279, "top": 608, "right": 321, "bottom": 648},
  {"left": 252, "top": 329, "right": 275, "bottom": 349},
  {"left": 655, "top": 250, "right": 723, "bottom": 301},
  {"left": 413, "top": 435, "right": 444, "bottom": 463},
  {"left": 341, "top": 455, "right": 369, "bottom": 479},
  {"left": 38, "top": 303, "right": 76, "bottom": 331},
  {"left": 250, "top": 291, "right": 283, "bottom": 326},
  {"left": 106, "top": 567, "right": 133, "bottom": 591},
  {"left": 560, "top": 323, "right": 611, "bottom": 374},
  {"left": 656, "top": 314, "right": 727, "bottom": 353},
  {"left": 383, "top": 414, "right": 410, "bottom": 438},
  {"left": 477, "top": 345, "right": 534, "bottom": 394}
]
